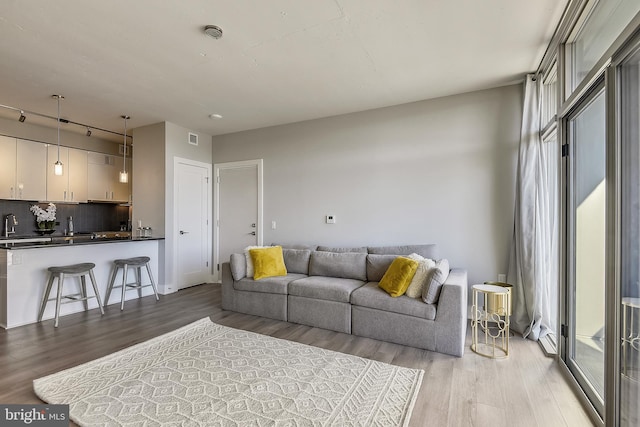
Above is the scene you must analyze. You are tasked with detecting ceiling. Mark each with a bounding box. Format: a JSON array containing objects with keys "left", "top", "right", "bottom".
[{"left": 0, "top": 0, "right": 567, "bottom": 140}]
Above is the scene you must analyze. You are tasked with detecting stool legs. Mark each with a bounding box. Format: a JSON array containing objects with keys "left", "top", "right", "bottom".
[
  {"left": 54, "top": 274, "right": 64, "bottom": 328},
  {"left": 39, "top": 265, "right": 104, "bottom": 328},
  {"left": 146, "top": 262, "right": 160, "bottom": 301},
  {"left": 88, "top": 269, "right": 105, "bottom": 315},
  {"left": 104, "top": 259, "right": 159, "bottom": 310},
  {"left": 38, "top": 273, "right": 55, "bottom": 322},
  {"left": 120, "top": 264, "right": 128, "bottom": 311}
]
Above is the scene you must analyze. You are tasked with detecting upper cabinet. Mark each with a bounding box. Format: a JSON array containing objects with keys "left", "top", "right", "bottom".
[
  {"left": 0, "top": 138, "right": 130, "bottom": 204},
  {"left": 87, "top": 152, "right": 130, "bottom": 203},
  {"left": 46, "top": 146, "right": 88, "bottom": 203},
  {"left": 0, "top": 136, "right": 17, "bottom": 199},
  {"left": 16, "top": 139, "right": 47, "bottom": 201},
  {"left": 0, "top": 137, "right": 47, "bottom": 201}
]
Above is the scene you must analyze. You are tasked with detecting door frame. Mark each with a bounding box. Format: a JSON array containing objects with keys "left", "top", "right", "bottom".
[
  {"left": 563, "top": 80, "right": 607, "bottom": 417},
  {"left": 213, "top": 159, "right": 264, "bottom": 282},
  {"left": 173, "top": 157, "right": 213, "bottom": 289}
]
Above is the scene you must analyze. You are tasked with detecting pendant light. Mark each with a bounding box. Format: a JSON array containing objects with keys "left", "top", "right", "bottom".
[
  {"left": 119, "top": 115, "right": 129, "bottom": 183},
  {"left": 52, "top": 95, "right": 64, "bottom": 176}
]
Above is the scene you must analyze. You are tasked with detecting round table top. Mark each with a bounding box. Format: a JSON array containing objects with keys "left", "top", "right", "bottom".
[{"left": 472, "top": 284, "right": 510, "bottom": 294}]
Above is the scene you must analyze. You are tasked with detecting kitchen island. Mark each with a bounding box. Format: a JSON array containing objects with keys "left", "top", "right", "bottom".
[{"left": 0, "top": 237, "right": 164, "bottom": 329}]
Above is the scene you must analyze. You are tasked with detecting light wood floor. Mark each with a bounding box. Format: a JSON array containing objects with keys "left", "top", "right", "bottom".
[{"left": 0, "top": 283, "right": 594, "bottom": 427}]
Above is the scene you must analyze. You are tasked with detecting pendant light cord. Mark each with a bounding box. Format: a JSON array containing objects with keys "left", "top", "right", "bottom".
[
  {"left": 123, "top": 116, "right": 127, "bottom": 172},
  {"left": 56, "top": 96, "right": 61, "bottom": 162}
]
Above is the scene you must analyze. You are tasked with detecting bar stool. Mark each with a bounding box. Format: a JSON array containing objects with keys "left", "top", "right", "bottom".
[
  {"left": 38, "top": 263, "right": 105, "bottom": 328},
  {"left": 104, "top": 256, "right": 159, "bottom": 310}
]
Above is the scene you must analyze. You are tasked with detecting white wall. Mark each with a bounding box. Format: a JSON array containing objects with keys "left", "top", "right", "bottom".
[
  {"left": 132, "top": 122, "right": 166, "bottom": 236},
  {"left": 212, "top": 84, "right": 522, "bottom": 286},
  {"left": 132, "top": 121, "right": 213, "bottom": 293}
]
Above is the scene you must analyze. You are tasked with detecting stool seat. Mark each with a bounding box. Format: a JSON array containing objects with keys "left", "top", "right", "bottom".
[
  {"left": 38, "top": 262, "right": 104, "bottom": 328},
  {"left": 104, "top": 256, "right": 159, "bottom": 310},
  {"left": 113, "top": 257, "right": 150, "bottom": 267},
  {"left": 48, "top": 263, "right": 97, "bottom": 275}
]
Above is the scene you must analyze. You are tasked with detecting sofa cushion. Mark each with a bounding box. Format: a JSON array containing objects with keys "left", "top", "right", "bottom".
[
  {"left": 309, "top": 251, "right": 367, "bottom": 281},
  {"left": 282, "top": 248, "right": 311, "bottom": 275},
  {"left": 351, "top": 282, "right": 437, "bottom": 320},
  {"left": 367, "top": 244, "right": 438, "bottom": 259},
  {"left": 244, "top": 245, "right": 268, "bottom": 278},
  {"left": 378, "top": 256, "right": 419, "bottom": 297},
  {"left": 404, "top": 253, "right": 436, "bottom": 299},
  {"left": 276, "top": 244, "right": 318, "bottom": 251},
  {"left": 422, "top": 259, "right": 450, "bottom": 304},
  {"left": 317, "top": 245, "right": 368, "bottom": 253},
  {"left": 233, "top": 273, "right": 307, "bottom": 295},
  {"left": 289, "top": 276, "right": 365, "bottom": 303},
  {"left": 250, "top": 246, "right": 287, "bottom": 280},
  {"left": 230, "top": 253, "right": 247, "bottom": 281},
  {"left": 366, "top": 254, "right": 398, "bottom": 282}
]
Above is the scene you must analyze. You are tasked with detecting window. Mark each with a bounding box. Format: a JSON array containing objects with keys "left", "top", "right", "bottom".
[{"left": 565, "top": 0, "right": 640, "bottom": 95}]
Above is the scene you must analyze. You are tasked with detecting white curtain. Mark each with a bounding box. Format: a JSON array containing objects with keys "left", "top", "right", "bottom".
[{"left": 507, "top": 74, "right": 555, "bottom": 340}]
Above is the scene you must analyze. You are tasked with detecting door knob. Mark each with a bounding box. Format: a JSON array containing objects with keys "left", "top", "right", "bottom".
[
  {"left": 249, "top": 231, "right": 256, "bottom": 236},
  {"left": 180, "top": 230, "right": 189, "bottom": 235}
]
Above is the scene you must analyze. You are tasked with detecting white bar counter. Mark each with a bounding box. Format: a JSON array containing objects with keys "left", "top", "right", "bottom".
[{"left": 0, "top": 238, "right": 164, "bottom": 329}]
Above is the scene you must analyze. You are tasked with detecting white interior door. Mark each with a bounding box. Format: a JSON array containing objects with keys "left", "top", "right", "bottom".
[
  {"left": 214, "top": 160, "right": 263, "bottom": 280},
  {"left": 176, "top": 160, "right": 211, "bottom": 289}
]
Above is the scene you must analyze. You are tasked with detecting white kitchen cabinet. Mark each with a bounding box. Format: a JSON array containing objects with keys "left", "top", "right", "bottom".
[
  {"left": 46, "top": 146, "right": 88, "bottom": 202},
  {"left": 15, "top": 139, "right": 47, "bottom": 201},
  {"left": 0, "top": 136, "right": 17, "bottom": 199},
  {"left": 87, "top": 152, "right": 130, "bottom": 202}
]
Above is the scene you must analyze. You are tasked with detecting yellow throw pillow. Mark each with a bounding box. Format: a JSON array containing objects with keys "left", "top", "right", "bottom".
[
  {"left": 249, "top": 246, "right": 287, "bottom": 280},
  {"left": 378, "top": 256, "right": 419, "bottom": 297}
]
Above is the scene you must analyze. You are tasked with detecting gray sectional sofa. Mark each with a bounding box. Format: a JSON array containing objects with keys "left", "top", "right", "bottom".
[{"left": 221, "top": 244, "right": 468, "bottom": 357}]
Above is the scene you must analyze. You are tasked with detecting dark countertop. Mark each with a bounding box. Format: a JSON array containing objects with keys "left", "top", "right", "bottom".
[{"left": 0, "top": 236, "right": 164, "bottom": 250}]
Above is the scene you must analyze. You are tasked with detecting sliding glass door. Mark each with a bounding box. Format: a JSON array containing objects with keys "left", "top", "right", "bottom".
[
  {"left": 618, "top": 46, "right": 640, "bottom": 427},
  {"left": 566, "top": 85, "right": 606, "bottom": 416}
]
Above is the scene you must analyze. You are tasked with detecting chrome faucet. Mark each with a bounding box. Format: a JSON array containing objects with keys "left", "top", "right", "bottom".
[{"left": 4, "top": 214, "right": 18, "bottom": 238}]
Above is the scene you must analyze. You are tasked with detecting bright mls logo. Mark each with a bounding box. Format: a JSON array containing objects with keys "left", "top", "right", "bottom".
[{"left": 0, "top": 405, "right": 68, "bottom": 426}]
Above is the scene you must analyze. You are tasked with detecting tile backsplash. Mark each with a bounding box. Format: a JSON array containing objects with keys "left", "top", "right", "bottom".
[{"left": 0, "top": 200, "right": 130, "bottom": 236}]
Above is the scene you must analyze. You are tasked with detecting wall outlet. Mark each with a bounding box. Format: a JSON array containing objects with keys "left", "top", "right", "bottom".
[
  {"left": 271, "top": 221, "right": 277, "bottom": 230},
  {"left": 326, "top": 215, "right": 336, "bottom": 224},
  {"left": 498, "top": 273, "right": 507, "bottom": 282}
]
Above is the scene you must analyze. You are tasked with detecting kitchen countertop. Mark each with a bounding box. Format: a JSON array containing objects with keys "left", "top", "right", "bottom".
[{"left": 0, "top": 235, "right": 164, "bottom": 250}]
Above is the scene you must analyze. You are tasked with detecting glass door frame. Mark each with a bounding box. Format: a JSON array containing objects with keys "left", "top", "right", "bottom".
[
  {"left": 564, "top": 77, "right": 607, "bottom": 418},
  {"left": 605, "top": 33, "right": 640, "bottom": 427}
]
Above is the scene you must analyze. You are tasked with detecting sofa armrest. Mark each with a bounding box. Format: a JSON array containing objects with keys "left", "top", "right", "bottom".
[
  {"left": 221, "top": 262, "right": 236, "bottom": 311},
  {"left": 434, "top": 268, "right": 468, "bottom": 356},
  {"left": 229, "top": 253, "right": 246, "bottom": 281}
]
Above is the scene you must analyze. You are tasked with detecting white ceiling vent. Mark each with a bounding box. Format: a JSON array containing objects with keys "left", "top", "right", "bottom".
[{"left": 188, "top": 132, "right": 198, "bottom": 146}]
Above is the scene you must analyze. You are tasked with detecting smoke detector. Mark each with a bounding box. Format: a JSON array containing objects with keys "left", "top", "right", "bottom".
[{"left": 204, "top": 25, "right": 223, "bottom": 39}]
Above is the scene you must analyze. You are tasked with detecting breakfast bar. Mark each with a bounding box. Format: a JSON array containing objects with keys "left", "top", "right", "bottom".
[{"left": 0, "top": 237, "right": 164, "bottom": 329}]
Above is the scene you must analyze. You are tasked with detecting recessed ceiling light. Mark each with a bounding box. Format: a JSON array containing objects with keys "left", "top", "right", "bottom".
[
  {"left": 209, "top": 113, "right": 223, "bottom": 119},
  {"left": 204, "top": 25, "right": 223, "bottom": 39}
]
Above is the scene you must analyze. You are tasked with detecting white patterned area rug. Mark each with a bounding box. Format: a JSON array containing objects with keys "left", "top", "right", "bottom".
[{"left": 34, "top": 318, "right": 423, "bottom": 426}]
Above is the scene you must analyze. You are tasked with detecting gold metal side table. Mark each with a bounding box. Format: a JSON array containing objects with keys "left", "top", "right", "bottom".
[{"left": 471, "top": 284, "right": 511, "bottom": 358}]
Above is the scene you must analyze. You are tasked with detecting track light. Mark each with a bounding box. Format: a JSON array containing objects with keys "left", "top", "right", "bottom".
[
  {"left": 86, "top": 127, "right": 92, "bottom": 137},
  {"left": 19, "top": 111, "right": 25, "bottom": 122}
]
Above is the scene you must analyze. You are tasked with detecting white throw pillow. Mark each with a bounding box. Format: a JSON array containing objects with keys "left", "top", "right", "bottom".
[
  {"left": 422, "top": 259, "right": 450, "bottom": 304},
  {"left": 405, "top": 253, "right": 436, "bottom": 298},
  {"left": 244, "top": 246, "right": 266, "bottom": 278}
]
